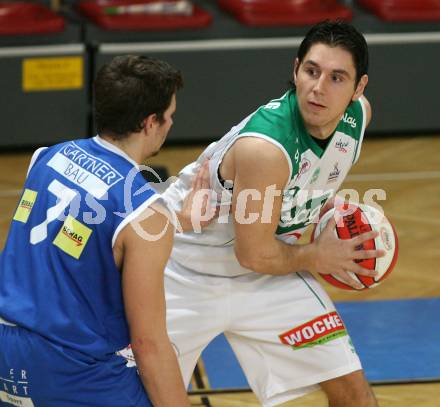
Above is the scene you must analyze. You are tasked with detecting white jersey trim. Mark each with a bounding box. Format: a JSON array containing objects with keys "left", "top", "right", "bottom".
[
  {"left": 93, "top": 135, "right": 140, "bottom": 169},
  {"left": 26, "top": 147, "right": 48, "bottom": 177},
  {"left": 353, "top": 98, "right": 367, "bottom": 164},
  {"left": 215, "top": 139, "right": 236, "bottom": 192},
  {"left": 112, "top": 193, "right": 163, "bottom": 247},
  {"left": 237, "top": 132, "right": 293, "bottom": 189}
]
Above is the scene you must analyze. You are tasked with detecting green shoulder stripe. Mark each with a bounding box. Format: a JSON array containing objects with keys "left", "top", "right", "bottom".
[
  {"left": 238, "top": 91, "right": 300, "bottom": 177},
  {"left": 338, "top": 98, "right": 365, "bottom": 142}
]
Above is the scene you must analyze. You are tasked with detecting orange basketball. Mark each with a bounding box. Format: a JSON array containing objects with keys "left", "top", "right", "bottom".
[{"left": 312, "top": 203, "right": 398, "bottom": 290}]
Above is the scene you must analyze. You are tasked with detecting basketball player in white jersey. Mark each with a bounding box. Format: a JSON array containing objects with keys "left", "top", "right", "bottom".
[{"left": 162, "top": 21, "right": 383, "bottom": 406}]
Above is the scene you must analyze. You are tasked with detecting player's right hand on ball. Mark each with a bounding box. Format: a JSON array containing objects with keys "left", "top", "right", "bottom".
[{"left": 309, "top": 216, "right": 385, "bottom": 289}]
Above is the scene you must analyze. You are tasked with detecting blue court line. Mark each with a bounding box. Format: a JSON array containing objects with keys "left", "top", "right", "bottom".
[{"left": 200, "top": 298, "right": 440, "bottom": 389}]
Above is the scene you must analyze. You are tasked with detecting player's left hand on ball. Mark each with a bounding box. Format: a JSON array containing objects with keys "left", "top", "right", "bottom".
[{"left": 311, "top": 216, "right": 385, "bottom": 289}]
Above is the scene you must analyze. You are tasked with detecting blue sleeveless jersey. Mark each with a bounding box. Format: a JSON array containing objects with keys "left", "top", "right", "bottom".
[{"left": 0, "top": 136, "right": 161, "bottom": 358}]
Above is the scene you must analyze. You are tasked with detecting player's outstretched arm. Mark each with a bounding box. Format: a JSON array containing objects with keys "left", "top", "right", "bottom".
[
  {"left": 117, "top": 203, "right": 190, "bottom": 406},
  {"left": 230, "top": 138, "right": 382, "bottom": 284}
]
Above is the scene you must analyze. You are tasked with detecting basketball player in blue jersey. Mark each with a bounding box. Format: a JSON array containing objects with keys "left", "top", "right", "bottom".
[
  {"left": 160, "top": 21, "right": 384, "bottom": 406},
  {"left": 0, "top": 55, "right": 206, "bottom": 406}
]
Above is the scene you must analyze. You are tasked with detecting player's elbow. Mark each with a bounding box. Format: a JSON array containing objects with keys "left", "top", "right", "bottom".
[
  {"left": 235, "top": 245, "right": 279, "bottom": 275},
  {"left": 131, "top": 336, "right": 160, "bottom": 357},
  {"left": 130, "top": 332, "right": 169, "bottom": 361}
]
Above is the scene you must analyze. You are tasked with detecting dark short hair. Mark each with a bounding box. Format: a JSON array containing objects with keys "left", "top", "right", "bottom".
[
  {"left": 293, "top": 20, "right": 369, "bottom": 87},
  {"left": 94, "top": 55, "right": 183, "bottom": 137}
]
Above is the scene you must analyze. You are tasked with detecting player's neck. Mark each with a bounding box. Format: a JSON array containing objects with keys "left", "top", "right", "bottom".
[
  {"left": 304, "top": 119, "right": 339, "bottom": 140},
  {"left": 100, "top": 133, "right": 145, "bottom": 165}
]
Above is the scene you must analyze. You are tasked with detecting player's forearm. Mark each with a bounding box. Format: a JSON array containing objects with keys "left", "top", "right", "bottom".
[
  {"left": 133, "top": 339, "right": 190, "bottom": 406},
  {"left": 236, "top": 238, "right": 316, "bottom": 276}
]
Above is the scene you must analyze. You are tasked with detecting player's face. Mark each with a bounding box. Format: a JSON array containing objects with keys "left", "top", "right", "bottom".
[
  {"left": 294, "top": 43, "right": 366, "bottom": 139},
  {"left": 151, "top": 93, "right": 176, "bottom": 156}
]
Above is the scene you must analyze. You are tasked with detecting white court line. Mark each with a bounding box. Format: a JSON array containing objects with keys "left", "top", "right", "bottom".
[
  {"left": 346, "top": 170, "right": 440, "bottom": 182},
  {"left": 391, "top": 213, "right": 440, "bottom": 226},
  {"left": 0, "top": 190, "right": 22, "bottom": 198},
  {"left": 0, "top": 378, "right": 13, "bottom": 383}
]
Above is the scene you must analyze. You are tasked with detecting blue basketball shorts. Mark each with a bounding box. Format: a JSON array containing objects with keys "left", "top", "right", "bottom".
[{"left": 0, "top": 323, "right": 152, "bottom": 407}]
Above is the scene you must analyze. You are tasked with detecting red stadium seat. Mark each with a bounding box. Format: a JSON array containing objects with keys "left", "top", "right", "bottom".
[
  {"left": 0, "top": 2, "right": 64, "bottom": 35},
  {"left": 77, "top": 0, "right": 212, "bottom": 31},
  {"left": 358, "top": 0, "right": 440, "bottom": 22},
  {"left": 218, "top": 0, "right": 352, "bottom": 27}
]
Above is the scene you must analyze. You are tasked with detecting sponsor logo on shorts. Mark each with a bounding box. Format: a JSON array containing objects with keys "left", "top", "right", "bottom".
[
  {"left": 13, "top": 189, "right": 38, "bottom": 224},
  {"left": 0, "top": 391, "right": 35, "bottom": 407},
  {"left": 53, "top": 215, "right": 92, "bottom": 259},
  {"left": 0, "top": 368, "right": 34, "bottom": 407},
  {"left": 116, "top": 344, "right": 137, "bottom": 368},
  {"left": 279, "top": 311, "right": 347, "bottom": 350}
]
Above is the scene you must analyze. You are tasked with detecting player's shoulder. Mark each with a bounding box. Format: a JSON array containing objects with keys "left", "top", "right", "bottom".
[
  {"left": 344, "top": 97, "right": 365, "bottom": 124},
  {"left": 239, "top": 90, "right": 294, "bottom": 136},
  {"left": 232, "top": 136, "right": 290, "bottom": 186},
  {"left": 338, "top": 98, "right": 367, "bottom": 139},
  {"left": 234, "top": 136, "right": 286, "bottom": 159}
]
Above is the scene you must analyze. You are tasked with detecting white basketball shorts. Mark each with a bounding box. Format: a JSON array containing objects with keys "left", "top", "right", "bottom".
[{"left": 165, "top": 258, "right": 362, "bottom": 406}]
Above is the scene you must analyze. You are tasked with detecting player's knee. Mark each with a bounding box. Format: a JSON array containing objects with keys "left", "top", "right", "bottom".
[
  {"left": 321, "top": 370, "right": 378, "bottom": 407},
  {"left": 333, "top": 384, "right": 377, "bottom": 407}
]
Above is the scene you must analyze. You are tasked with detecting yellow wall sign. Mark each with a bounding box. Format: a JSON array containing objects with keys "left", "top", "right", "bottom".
[
  {"left": 13, "top": 189, "right": 38, "bottom": 224},
  {"left": 22, "top": 56, "right": 83, "bottom": 92},
  {"left": 53, "top": 215, "right": 92, "bottom": 260}
]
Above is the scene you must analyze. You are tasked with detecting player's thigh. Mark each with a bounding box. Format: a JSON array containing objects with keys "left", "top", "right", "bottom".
[
  {"left": 0, "top": 324, "right": 151, "bottom": 407},
  {"left": 226, "top": 272, "right": 362, "bottom": 405},
  {"left": 165, "top": 259, "right": 229, "bottom": 385}
]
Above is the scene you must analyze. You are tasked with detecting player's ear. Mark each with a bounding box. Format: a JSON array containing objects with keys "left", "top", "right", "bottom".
[
  {"left": 143, "top": 113, "right": 158, "bottom": 132},
  {"left": 352, "top": 74, "right": 368, "bottom": 101},
  {"left": 293, "top": 58, "right": 300, "bottom": 85}
]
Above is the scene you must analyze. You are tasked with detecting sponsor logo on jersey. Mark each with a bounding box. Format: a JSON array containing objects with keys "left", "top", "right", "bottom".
[
  {"left": 296, "top": 157, "right": 311, "bottom": 181},
  {"left": 279, "top": 311, "right": 347, "bottom": 350},
  {"left": 310, "top": 168, "right": 320, "bottom": 185},
  {"left": 47, "top": 142, "right": 123, "bottom": 198},
  {"left": 327, "top": 163, "right": 340, "bottom": 183},
  {"left": 264, "top": 101, "right": 281, "bottom": 110},
  {"left": 13, "top": 189, "right": 38, "bottom": 224},
  {"left": 341, "top": 113, "right": 357, "bottom": 128},
  {"left": 53, "top": 215, "right": 92, "bottom": 259},
  {"left": 335, "top": 138, "right": 349, "bottom": 153}
]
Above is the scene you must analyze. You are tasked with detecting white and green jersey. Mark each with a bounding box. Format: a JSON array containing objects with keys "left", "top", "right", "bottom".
[{"left": 163, "top": 90, "right": 367, "bottom": 276}]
